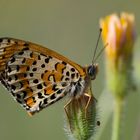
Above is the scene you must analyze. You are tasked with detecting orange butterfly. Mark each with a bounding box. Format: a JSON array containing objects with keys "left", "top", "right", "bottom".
[{"left": 0, "top": 36, "right": 99, "bottom": 116}]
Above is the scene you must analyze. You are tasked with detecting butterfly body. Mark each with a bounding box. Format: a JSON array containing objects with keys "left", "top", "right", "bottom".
[{"left": 0, "top": 38, "right": 98, "bottom": 115}]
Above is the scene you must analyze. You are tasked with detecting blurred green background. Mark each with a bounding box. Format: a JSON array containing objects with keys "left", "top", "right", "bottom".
[{"left": 0, "top": 0, "right": 139, "bottom": 140}]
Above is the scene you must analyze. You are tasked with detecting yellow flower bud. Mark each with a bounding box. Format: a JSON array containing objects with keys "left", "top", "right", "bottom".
[
  {"left": 100, "top": 12, "right": 136, "bottom": 140},
  {"left": 100, "top": 12, "right": 136, "bottom": 99},
  {"left": 100, "top": 13, "right": 135, "bottom": 60}
]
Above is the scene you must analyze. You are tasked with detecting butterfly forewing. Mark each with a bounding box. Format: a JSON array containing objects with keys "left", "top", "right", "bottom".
[{"left": 0, "top": 38, "right": 86, "bottom": 115}]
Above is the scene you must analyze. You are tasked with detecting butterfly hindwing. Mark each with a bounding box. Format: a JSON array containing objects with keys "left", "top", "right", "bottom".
[
  {"left": 1, "top": 46, "right": 82, "bottom": 115},
  {"left": 0, "top": 38, "right": 87, "bottom": 115}
]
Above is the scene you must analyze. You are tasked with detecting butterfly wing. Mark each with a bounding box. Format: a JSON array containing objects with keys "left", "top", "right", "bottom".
[
  {"left": 0, "top": 38, "right": 86, "bottom": 115},
  {"left": 0, "top": 38, "right": 85, "bottom": 75}
]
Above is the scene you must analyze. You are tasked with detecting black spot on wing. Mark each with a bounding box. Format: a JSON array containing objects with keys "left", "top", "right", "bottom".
[
  {"left": 24, "top": 73, "right": 27, "bottom": 78},
  {"left": 22, "top": 58, "right": 26, "bottom": 64},
  {"left": 22, "top": 91, "right": 27, "bottom": 98},
  {"left": 18, "top": 51, "right": 24, "bottom": 55},
  {"left": 8, "top": 77, "right": 12, "bottom": 81},
  {"left": 62, "top": 61, "right": 67, "bottom": 65},
  {"left": 33, "top": 79, "right": 39, "bottom": 84},
  {"left": 16, "top": 65, "right": 20, "bottom": 71},
  {"left": 45, "top": 58, "right": 49, "bottom": 63},
  {"left": 54, "top": 62, "right": 59, "bottom": 70},
  {"left": 66, "top": 71, "right": 70, "bottom": 76},
  {"left": 52, "top": 84, "right": 58, "bottom": 91},
  {"left": 43, "top": 82, "right": 47, "bottom": 87},
  {"left": 56, "top": 89, "right": 63, "bottom": 94},
  {"left": 22, "top": 47, "right": 29, "bottom": 51},
  {"left": 71, "top": 68, "right": 75, "bottom": 72},
  {"left": 16, "top": 98, "right": 22, "bottom": 104},
  {"left": 8, "top": 67, "right": 12, "bottom": 73},
  {"left": 41, "top": 64, "right": 45, "bottom": 68},
  {"left": 30, "top": 73, "right": 34, "bottom": 77},
  {"left": 38, "top": 55, "right": 41, "bottom": 60},
  {"left": 32, "top": 60, "right": 37, "bottom": 65},
  {"left": 16, "top": 94, "right": 21, "bottom": 99},
  {"left": 71, "top": 73, "right": 75, "bottom": 79},
  {"left": 65, "top": 77, "right": 70, "bottom": 81},
  {"left": 26, "top": 66, "right": 30, "bottom": 71},
  {"left": 30, "top": 52, "right": 33, "bottom": 57},
  {"left": 32, "top": 68, "right": 37, "bottom": 72},
  {"left": 43, "top": 98, "right": 48, "bottom": 104},
  {"left": 11, "top": 85, "right": 16, "bottom": 90},
  {"left": 10, "top": 57, "right": 15, "bottom": 63},
  {"left": 50, "top": 94, "right": 56, "bottom": 100},
  {"left": 37, "top": 84, "right": 43, "bottom": 89},
  {"left": 61, "top": 75, "right": 64, "bottom": 81},
  {"left": 7, "top": 39, "right": 10, "bottom": 43},
  {"left": 32, "top": 97, "right": 36, "bottom": 103},
  {"left": 23, "top": 43, "right": 29, "bottom": 46},
  {"left": 38, "top": 92, "right": 44, "bottom": 99}
]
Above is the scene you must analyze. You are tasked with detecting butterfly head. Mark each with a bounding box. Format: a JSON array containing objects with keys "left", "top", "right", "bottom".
[{"left": 86, "top": 64, "right": 98, "bottom": 80}]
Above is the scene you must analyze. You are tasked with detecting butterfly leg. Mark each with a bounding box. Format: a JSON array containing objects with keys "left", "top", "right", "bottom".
[
  {"left": 64, "top": 99, "right": 73, "bottom": 131},
  {"left": 84, "top": 93, "right": 97, "bottom": 117},
  {"left": 84, "top": 93, "right": 91, "bottom": 117},
  {"left": 27, "top": 112, "right": 33, "bottom": 117},
  {"left": 64, "top": 98, "right": 72, "bottom": 118}
]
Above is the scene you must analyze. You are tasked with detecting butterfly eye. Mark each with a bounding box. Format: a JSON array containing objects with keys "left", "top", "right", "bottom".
[{"left": 87, "top": 65, "right": 98, "bottom": 80}]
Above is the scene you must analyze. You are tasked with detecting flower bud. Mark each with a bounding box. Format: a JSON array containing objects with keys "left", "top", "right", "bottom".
[
  {"left": 100, "top": 12, "right": 136, "bottom": 99},
  {"left": 64, "top": 89, "right": 99, "bottom": 140}
]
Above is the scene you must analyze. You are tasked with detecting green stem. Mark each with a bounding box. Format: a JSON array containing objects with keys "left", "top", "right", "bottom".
[{"left": 111, "top": 98, "right": 124, "bottom": 140}]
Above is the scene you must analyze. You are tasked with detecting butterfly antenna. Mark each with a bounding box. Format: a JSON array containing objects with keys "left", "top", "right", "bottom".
[
  {"left": 93, "top": 43, "right": 108, "bottom": 62},
  {"left": 92, "top": 28, "right": 102, "bottom": 65}
]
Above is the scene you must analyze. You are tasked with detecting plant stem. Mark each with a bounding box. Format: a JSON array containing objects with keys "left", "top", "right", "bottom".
[{"left": 111, "top": 98, "right": 124, "bottom": 140}]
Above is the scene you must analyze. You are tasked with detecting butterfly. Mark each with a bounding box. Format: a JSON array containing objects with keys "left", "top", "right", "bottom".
[{"left": 0, "top": 36, "right": 100, "bottom": 116}]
